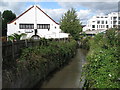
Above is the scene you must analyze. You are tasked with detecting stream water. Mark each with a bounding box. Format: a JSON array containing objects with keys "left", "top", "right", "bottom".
[{"left": 35, "top": 48, "right": 88, "bottom": 88}]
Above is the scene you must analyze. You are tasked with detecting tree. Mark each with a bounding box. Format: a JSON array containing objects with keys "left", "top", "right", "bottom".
[
  {"left": 60, "top": 8, "right": 82, "bottom": 40},
  {"left": 2, "top": 10, "right": 16, "bottom": 36}
]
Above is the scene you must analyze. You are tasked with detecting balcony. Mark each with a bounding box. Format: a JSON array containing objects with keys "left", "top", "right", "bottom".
[
  {"left": 113, "top": 17, "right": 117, "bottom": 21},
  {"left": 119, "top": 17, "right": 120, "bottom": 20},
  {"left": 113, "top": 21, "right": 117, "bottom": 25}
]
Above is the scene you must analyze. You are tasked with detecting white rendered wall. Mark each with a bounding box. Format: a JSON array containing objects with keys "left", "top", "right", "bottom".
[
  {"left": 83, "top": 12, "right": 119, "bottom": 31},
  {"left": 7, "top": 6, "right": 63, "bottom": 39}
]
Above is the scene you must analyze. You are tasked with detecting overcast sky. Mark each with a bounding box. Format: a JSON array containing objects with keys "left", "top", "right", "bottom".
[{"left": 0, "top": 0, "right": 119, "bottom": 24}]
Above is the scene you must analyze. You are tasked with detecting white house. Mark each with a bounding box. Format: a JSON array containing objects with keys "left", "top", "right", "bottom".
[
  {"left": 7, "top": 5, "right": 69, "bottom": 39},
  {"left": 83, "top": 12, "right": 120, "bottom": 32}
]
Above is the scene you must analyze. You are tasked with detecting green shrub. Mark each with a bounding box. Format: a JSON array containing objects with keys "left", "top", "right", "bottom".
[
  {"left": 17, "top": 39, "right": 77, "bottom": 79},
  {"left": 3, "top": 38, "right": 77, "bottom": 88},
  {"left": 80, "top": 36, "right": 91, "bottom": 50},
  {"left": 83, "top": 28, "right": 120, "bottom": 88}
]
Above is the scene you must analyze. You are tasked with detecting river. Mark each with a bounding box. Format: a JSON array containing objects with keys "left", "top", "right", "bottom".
[{"left": 34, "top": 48, "right": 88, "bottom": 88}]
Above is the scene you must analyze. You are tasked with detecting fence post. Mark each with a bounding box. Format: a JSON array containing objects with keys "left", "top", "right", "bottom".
[
  {"left": 12, "top": 41, "right": 15, "bottom": 61},
  {"left": 25, "top": 39, "right": 27, "bottom": 47}
]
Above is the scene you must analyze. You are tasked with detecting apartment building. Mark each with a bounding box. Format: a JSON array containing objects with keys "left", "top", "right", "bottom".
[{"left": 83, "top": 12, "right": 120, "bottom": 31}]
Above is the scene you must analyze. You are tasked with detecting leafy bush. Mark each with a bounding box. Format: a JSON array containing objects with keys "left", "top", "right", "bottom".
[
  {"left": 20, "top": 39, "right": 77, "bottom": 81},
  {"left": 18, "top": 39, "right": 77, "bottom": 69},
  {"left": 83, "top": 28, "right": 120, "bottom": 88},
  {"left": 2, "top": 39, "right": 77, "bottom": 88},
  {"left": 80, "top": 36, "right": 91, "bottom": 50}
]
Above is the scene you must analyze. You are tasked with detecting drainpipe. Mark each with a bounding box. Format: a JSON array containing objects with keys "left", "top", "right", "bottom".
[
  {"left": 34, "top": 5, "right": 37, "bottom": 35},
  {"left": 35, "top": 29, "right": 37, "bottom": 35}
]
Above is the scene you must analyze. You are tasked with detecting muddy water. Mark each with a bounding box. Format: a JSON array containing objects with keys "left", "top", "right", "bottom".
[{"left": 37, "top": 49, "right": 88, "bottom": 88}]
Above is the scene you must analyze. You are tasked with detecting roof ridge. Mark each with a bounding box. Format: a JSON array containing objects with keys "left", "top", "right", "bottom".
[
  {"left": 36, "top": 6, "right": 59, "bottom": 25},
  {"left": 8, "top": 5, "right": 34, "bottom": 24},
  {"left": 8, "top": 5, "right": 59, "bottom": 25}
]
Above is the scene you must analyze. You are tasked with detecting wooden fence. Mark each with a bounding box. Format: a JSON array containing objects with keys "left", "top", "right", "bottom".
[{"left": 2, "top": 38, "right": 69, "bottom": 70}]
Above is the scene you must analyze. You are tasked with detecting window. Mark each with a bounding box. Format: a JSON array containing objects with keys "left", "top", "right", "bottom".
[
  {"left": 25, "top": 29, "right": 33, "bottom": 33},
  {"left": 113, "top": 25, "right": 116, "bottom": 28},
  {"left": 113, "top": 17, "right": 117, "bottom": 20},
  {"left": 99, "top": 25, "right": 100, "bottom": 28},
  {"left": 97, "top": 25, "right": 98, "bottom": 28},
  {"left": 106, "top": 21, "right": 107, "bottom": 24},
  {"left": 103, "top": 25, "right": 104, "bottom": 28},
  {"left": 37, "top": 24, "right": 50, "bottom": 29},
  {"left": 106, "top": 25, "right": 108, "bottom": 28},
  {"left": 119, "top": 17, "right": 120, "bottom": 20},
  {"left": 113, "top": 21, "right": 117, "bottom": 25},
  {"left": 119, "top": 21, "right": 120, "bottom": 24},
  {"left": 19, "top": 24, "right": 34, "bottom": 29},
  {"left": 97, "top": 21, "right": 100, "bottom": 24},
  {"left": 92, "top": 25, "right": 95, "bottom": 28},
  {"left": 102, "top": 21, "right": 104, "bottom": 24}
]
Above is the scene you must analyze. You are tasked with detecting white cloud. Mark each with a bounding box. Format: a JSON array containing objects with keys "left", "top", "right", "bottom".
[
  {"left": 0, "top": 0, "right": 119, "bottom": 25},
  {"left": 55, "top": 0, "right": 119, "bottom": 2},
  {"left": 57, "top": 2, "right": 119, "bottom": 15},
  {"left": 44, "top": 8, "right": 92, "bottom": 24},
  {"left": 1, "top": 0, "right": 119, "bottom": 2},
  {"left": 77, "top": 9, "right": 93, "bottom": 24},
  {"left": 77, "top": 9, "right": 91, "bottom": 18},
  {"left": 0, "top": 1, "right": 26, "bottom": 15},
  {"left": 44, "top": 8, "right": 67, "bottom": 22}
]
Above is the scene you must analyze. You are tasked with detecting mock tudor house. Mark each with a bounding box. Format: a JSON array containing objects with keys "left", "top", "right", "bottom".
[{"left": 7, "top": 5, "right": 69, "bottom": 39}]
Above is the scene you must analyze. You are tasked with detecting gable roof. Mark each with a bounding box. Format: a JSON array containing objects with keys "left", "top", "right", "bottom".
[
  {"left": 8, "top": 5, "right": 59, "bottom": 25},
  {"left": 8, "top": 6, "right": 34, "bottom": 24},
  {"left": 36, "top": 6, "right": 59, "bottom": 25}
]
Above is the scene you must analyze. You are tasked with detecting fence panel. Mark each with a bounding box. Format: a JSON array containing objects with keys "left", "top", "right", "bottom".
[{"left": 2, "top": 39, "right": 69, "bottom": 70}]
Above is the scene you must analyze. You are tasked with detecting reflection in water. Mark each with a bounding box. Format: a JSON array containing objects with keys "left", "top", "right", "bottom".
[{"left": 36, "top": 49, "right": 88, "bottom": 88}]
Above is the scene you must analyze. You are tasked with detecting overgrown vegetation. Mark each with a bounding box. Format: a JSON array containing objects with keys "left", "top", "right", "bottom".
[
  {"left": 18, "top": 39, "right": 77, "bottom": 70},
  {"left": 83, "top": 28, "right": 120, "bottom": 88},
  {"left": 3, "top": 39, "right": 77, "bottom": 88},
  {"left": 79, "top": 35, "right": 91, "bottom": 50}
]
